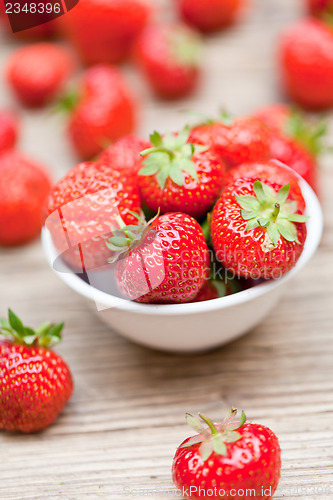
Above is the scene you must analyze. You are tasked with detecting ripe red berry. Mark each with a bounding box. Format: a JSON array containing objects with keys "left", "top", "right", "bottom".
[
  {"left": 0, "top": 309, "right": 73, "bottom": 433},
  {"left": 135, "top": 24, "right": 202, "bottom": 99},
  {"left": 62, "top": 0, "right": 152, "bottom": 65},
  {"left": 178, "top": 0, "right": 244, "bottom": 33},
  {"left": 172, "top": 409, "right": 281, "bottom": 500},
  {"left": 279, "top": 18, "right": 333, "bottom": 109},
  {"left": 189, "top": 117, "right": 271, "bottom": 169},
  {"left": 45, "top": 161, "right": 142, "bottom": 272},
  {"left": 7, "top": 43, "right": 74, "bottom": 108},
  {"left": 67, "top": 65, "right": 136, "bottom": 159},
  {"left": 211, "top": 178, "right": 308, "bottom": 279},
  {"left": 111, "top": 212, "right": 210, "bottom": 303},
  {"left": 97, "top": 135, "right": 150, "bottom": 176},
  {"left": 138, "top": 127, "right": 227, "bottom": 220},
  {"left": 0, "top": 109, "right": 19, "bottom": 153},
  {"left": 0, "top": 150, "right": 51, "bottom": 246}
]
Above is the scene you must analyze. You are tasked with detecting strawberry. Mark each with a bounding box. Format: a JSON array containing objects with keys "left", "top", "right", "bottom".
[
  {"left": 62, "top": 0, "right": 152, "bottom": 65},
  {"left": 172, "top": 409, "right": 281, "bottom": 499},
  {"left": 138, "top": 127, "right": 227, "bottom": 220},
  {"left": 66, "top": 65, "right": 136, "bottom": 159},
  {"left": 307, "top": 0, "right": 333, "bottom": 16},
  {"left": 193, "top": 273, "right": 242, "bottom": 302},
  {"left": 0, "top": 109, "right": 19, "bottom": 153},
  {"left": 189, "top": 117, "right": 271, "bottom": 169},
  {"left": 6, "top": 43, "right": 74, "bottom": 108},
  {"left": 96, "top": 135, "right": 150, "bottom": 176},
  {"left": 135, "top": 24, "right": 202, "bottom": 99},
  {"left": 0, "top": 309, "right": 73, "bottom": 433},
  {"left": 109, "top": 212, "right": 210, "bottom": 303},
  {"left": 225, "top": 160, "right": 306, "bottom": 213},
  {"left": 178, "top": 0, "right": 244, "bottom": 33},
  {"left": 0, "top": 7, "right": 56, "bottom": 40},
  {"left": 279, "top": 18, "right": 333, "bottom": 109},
  {"left": 0, "top": 150, "right": 51, "bottom": 246},
  {"left": 45, "top": 161, "right": 142, "bottom": 272},
  {"left": 211, "top": 178, "right": 308, "bottom": 279}
]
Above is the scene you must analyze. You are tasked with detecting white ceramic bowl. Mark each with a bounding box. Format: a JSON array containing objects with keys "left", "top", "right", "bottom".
[{"left": 42, "top": 180, "right": 323, "bottom": 354}]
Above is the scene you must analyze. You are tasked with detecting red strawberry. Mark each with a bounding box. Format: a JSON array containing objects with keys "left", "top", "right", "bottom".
[
  {"left": 189, "top": 117, "right": 271, "bottom": 169},
  {"left": 45, "top": 161, "right": 142, "bottom": 272},
  {"left": 0, "top": 150, "right": 51, "bottom": 246},
  {"left": 138, "top": 127, "right": 227, "bottom": 220},
  {"left": 225, "top": 160, "right": 306, "bottom": 213},
  {"left": 66, "top": 65, "right": 136, "bottom": 159},
  {"left": 0, "top": 109, "right": 19, "bottom": 153},
  {"left": 252, "top": 103, "right": 290, "bottom": 134},
  {"left": 279, "top": 18, "right": 333, "bottom": 109},
  {"left": 193, "top": 274, "right": 242, "bottom": 302},
  {"left": 135, "top": 24, "right": 202, "bottom": 99},
  {"left": 172, "top": 409, "right": 281, "bottom": 499},
  {"left": 0, "top": 309, "right": 73, "bottom": 433},
  {"left": 211, "top": 178, "right": 308, "bottom": 279},
  {"left": 110, "top": 212, "right": 210, "bottom": 303},
  {"left": 7, "top": 43, "right": 74, "bottom": 108},
  {"left": 62, "top": 0, "right": 152, "bottom": 65},
  {"left": 0, "top": 3, "right": 57, "bottom": 39},
  {"left": 307, "top": 0, "right": 333, "bottom": 16},
  {"left": 178, "top": 0, "right": 244, "bottom": 33},
  {"left": 97, "top": 135, "right": 150, "bottom": 176}
]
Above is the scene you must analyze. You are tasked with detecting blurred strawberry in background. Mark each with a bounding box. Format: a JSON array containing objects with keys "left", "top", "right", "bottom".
[
  {"left": 0, "top": 109, "right": 19, "bottom": 153},
  {"left": 135, "top": 24, "right": 202, "bottom": 99},
  {"left": 0, "top": 5, "right": 57, "bottom": 40},
  {"left": 61, "top": 0, "right": 152, "bottom": 65},
  {"left": 64, "top": 65, "right": 136, "bottom": 159},
  {"left": 6, "top": 43, "right": 74, "bottom": 108},
  {"left": 307, "top": 0, "right": 333, "bottom": 16},
  {"left": 177, "top": 0, "right": 244, "bottom": 32}
]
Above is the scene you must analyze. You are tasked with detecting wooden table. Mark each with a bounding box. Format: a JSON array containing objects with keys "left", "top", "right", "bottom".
[{"left": 1, "top": 1, "right": 333, "bottom": 499}]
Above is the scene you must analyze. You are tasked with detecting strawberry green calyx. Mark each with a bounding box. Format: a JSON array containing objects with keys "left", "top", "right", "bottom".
[
  {"left": 236, "top": 180, "right": 309, "bottom": 251},
  {"left": 139, "top": 126, "right": 207, "bottom": 190},
  {"left": 169, "top": 28, "right": 202, "bottom": 67},
  {"left": 106, "top": 211, "right": 158, "bottom": 264},
  {"left": 0, "top": 309, "right": 63, "bottom": 348},
  {"left": 181, "top": 408, "right": 247, "bottom": 461},
  {"left": 284, "top": 109, "right": 327, "bottom": 157}
]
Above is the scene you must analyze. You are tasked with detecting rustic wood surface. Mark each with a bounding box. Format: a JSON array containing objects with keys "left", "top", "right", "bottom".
[{"left": 1, "top": 0, "right": 333, "bottom": 499}]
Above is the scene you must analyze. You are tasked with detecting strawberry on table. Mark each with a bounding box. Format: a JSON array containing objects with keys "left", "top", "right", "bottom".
[
  {"left": 7, "top": 43, "right": 74, "bottom": 108},
  {"left": 0, "top": 109, "right": 19, "bottom": 153},
  {"left": 135, "top": 24, "right": 202, "bottom": 99},
  {"left": 61, "top": 0, "right": 152, "bottom": 65},
  {"left": 138, "top": 126, "right": 227, "bottom": 220},
  {"left": 0, "top": 309, "right": 73, "bottom": 433},
  {"left": 66, "top": 65, "right": 136, "bottom": 159},
  {"left": 211, "top": 178, "right": 308, "bottom": 279},
  {"left": 45, "top": 161, "right": 142, "bottom": 273},
  {"left": 97, "top": 135, "right": 150, "bottom": 177},
  {"left": 109, "top": 212, "right": 210, "bottom": 304},
  {"left": 279, "top": 18, "right": 333, "bottom": 109},
  {"left": 172, "top": 409, "right": 281, "bottom": 499},
  {"left": 178, "top": 0, "right": 244, "bottom": 33},
  {"left": 0, "top": 150, "right": 51, "bottom": 246},
  {"left": 189, "top": 117, "right": 271, "bottom": 169}
]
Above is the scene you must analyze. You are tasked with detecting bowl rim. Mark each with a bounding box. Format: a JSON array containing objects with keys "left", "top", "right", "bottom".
[{"left": 42, "top": 180, "right": 323, "bottom": 317}]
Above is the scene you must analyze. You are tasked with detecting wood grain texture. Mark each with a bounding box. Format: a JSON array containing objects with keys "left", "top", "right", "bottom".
[{"left": 1, "top": 0, "right": 333, "bottom": 499}]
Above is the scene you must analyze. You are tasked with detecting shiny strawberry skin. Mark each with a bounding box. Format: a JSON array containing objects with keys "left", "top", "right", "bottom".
[
  {"left": 135, "top": 24, "right": 201, "bottom": 99},
  {"left": 68, "top": 65, "right": 136, "bottom": 159},
  {"left": 97, "top": 135, "right": 150, "bottom": 175},
  {"left": 211, "top": 178, "right": 307, "bottom": 279},
  {"left": 0, "top": 110, "right": 19, "bottom": 153},
  {"left": 115, "top": 212, "right": 210, "bottom": 303},
  {"left": 138, "top": 149, "right": 227, "bottom": 220},
  {"left": 172, "top": 423, "right": 281, "bottom": 500},
  {"left": 6, "top": 43, "right": 74, "bottom": 108},
  {"left": 0, "top": 150, "right": 51, "bottom": 246},
  {"left": 178, "top": 0, "right": 243, "bottom": 33},
  {"left": 45, "top": 161, "right": 141, "bottom": 272},
  {"left": 225, "top": 160, "right": 306, "bottom": 213},
  {"left": 62, "top": 0, "right": 151, "bottom": 65},
  {"left": 190, "top": 118, "right": 271, "bottom": 169},
  {"left": 279, "top": 18, "right": 333, "bottom": 109},
  {"left": 0, "top": 341, "right": 73, "bottom": 433}
]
